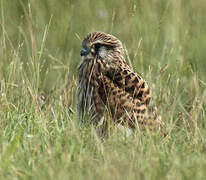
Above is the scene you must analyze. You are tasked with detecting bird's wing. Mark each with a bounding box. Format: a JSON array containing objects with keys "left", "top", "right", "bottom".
[
  {"left": 94, "top": 60, "right": 160, "bottom": 130},
  {"left": 102, "top": 61, "right": 151, "bottom": 106},
  {"left": 97, "top": 74, "right": 160, "bottom": 130}
]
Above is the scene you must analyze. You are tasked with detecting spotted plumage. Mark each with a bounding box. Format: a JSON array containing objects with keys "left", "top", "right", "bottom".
[{"left": 77, "top": 32, "right": 161, "bottom": 133}]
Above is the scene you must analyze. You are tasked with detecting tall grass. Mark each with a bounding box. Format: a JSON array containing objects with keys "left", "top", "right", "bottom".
[{"left": 0, "top": 0, "right": 206, "bottom": 179}]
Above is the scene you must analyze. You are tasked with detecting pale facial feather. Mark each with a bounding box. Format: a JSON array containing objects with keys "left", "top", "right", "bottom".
[{"left": 98, "top": 46, "right": 108, "bottom": 59}]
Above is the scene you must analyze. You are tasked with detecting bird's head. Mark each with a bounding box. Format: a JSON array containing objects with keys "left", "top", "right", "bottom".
[{"left": 80, "top": 32, "right": 124, "bottom": 61}]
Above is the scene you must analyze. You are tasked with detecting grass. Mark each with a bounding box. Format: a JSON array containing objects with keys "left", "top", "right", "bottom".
[{"left": 0, "top": 0, "right": 206, "bottom": 179}]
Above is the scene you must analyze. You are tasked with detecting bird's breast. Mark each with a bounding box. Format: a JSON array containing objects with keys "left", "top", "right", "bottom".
[{"left": 77, "top": 60, "right": 97, "bottom": 114}]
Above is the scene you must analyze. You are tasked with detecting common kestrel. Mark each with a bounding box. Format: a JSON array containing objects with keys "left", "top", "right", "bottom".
[{"left": 77, "top": 32, "right": 161, "bottom": 133}]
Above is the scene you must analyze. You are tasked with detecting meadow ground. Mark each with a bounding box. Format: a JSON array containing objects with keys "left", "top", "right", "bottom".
[{"left": 0, "top": 0, "right": 206, "bottom": 179}]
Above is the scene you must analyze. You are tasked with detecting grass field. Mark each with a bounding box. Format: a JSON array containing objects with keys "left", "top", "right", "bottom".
[{"left": 0, "top": 0, "right": 206, "bottom": 179}]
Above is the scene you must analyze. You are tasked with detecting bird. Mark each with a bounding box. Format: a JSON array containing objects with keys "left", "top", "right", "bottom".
[{"left": 77, "top": 31, "right": 161, "bottom": 134}]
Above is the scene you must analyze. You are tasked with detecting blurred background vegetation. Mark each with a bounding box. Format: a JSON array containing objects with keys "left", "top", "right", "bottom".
[
  {"left": 1, "top": 0, "right": 206, "bottom": 89},
  {"left": 0, "top": 0, "right": 206, "bottom": 179}
]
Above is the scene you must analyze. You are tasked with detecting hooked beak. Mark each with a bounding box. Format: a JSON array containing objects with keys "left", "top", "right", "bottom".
[{"left": 80, "top": 47, "right": 89, "bottom": 56}]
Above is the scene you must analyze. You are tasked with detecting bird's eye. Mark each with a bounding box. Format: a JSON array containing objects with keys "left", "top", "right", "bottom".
[
  {"left": 91, "top": 48, "right": 95, "bottom": 54},
  {"left": 94, "top": 43, "right": 101, "bottom": 51},
  {"left": 90, "top": 43, "right": 102, "bottom": 54}
]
